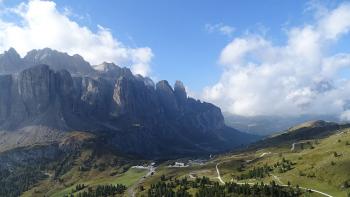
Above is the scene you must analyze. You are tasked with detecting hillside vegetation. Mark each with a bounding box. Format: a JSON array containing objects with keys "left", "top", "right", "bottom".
[
  {"left": 2, "top": 121, "right": 348, "bottom": 197},
  {"left": 136, "top": 125, "right": 350, "bottom": 197}
]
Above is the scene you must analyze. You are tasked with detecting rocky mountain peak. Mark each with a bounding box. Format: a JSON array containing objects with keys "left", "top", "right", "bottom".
[
  {"left": 174, "top": 80, "right": 187, "bottom": 103},
  {"left": 94, "top": 62, "right": 121, "bottom": 72},
  {"left": 0, "top": 48, "right": 23, "bottom": 74},
  {"left": 156, "top": 80, "right": 173, "bottom": 92},
  {"left": 25, "top": 48, "right": 58, "bottom": 61},
  {"left": 156, "top": 80, "right": 178, "bottom": 113},
  {"left": 143, "top": 76, "right": 155, "bottom": 88},
  {"left": 4, "top": 48, "right": 21, "bottom": 59},
  {"left": 95, "top": 62, "right": 135, "bottom": 80},
  {"left": 23, "top": 48, "right": 94, "bottom": 75}
]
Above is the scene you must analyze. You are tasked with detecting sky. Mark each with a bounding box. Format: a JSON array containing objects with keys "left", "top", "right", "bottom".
[{"left": 0, "top": 0, "right": 350, "bottom": 119}]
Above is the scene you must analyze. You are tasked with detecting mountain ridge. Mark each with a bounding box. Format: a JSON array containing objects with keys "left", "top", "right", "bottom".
[
  {"left": 248, "top": 119, "right": 350, "bottom": 149},
  {"left": 0, "top": 48, "right": 258, "bottom": 159}
]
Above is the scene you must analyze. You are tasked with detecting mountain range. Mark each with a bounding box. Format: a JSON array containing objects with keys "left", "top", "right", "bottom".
[
  {"left": 1, "top": 48, "right": 349, "bottom": 197},
  {"left": 224, "top": 113, "right": 340, "bottom": 136},
  {"left": 0, "top": 48, "right": 257, "bottom": 159}
]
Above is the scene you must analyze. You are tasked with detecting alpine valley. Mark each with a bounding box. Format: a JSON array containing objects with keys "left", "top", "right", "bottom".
[{"left": 1, "top": 48, "right": 350, "bottom": 197}]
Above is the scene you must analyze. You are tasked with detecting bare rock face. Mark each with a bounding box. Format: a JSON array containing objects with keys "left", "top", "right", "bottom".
[
  {"left": 78, "top": 77, "right": 113, "bottom": 118},
  {"left": 156, "top": 80, "right": 179, "bottom": 114},
  {"left": 56, "top": 69, "right": 74, "bottom": 97},
  {"left": 93, "top": 62, "right": 120, "bottom": 72},
  {"left": 0, "top": 65, "right": 69, "bottom": 130},
  {"left": 184, "top": 98, "right": 225, "bottom": 133},
  {"left": 18, "top": 65, "right": 56, "bottom": 115},
  {"left": 174, "top": 80, "right": 187, "bottom": 98},
  {"left": 0, "top": 48, "right": 24, "bottom": 74},
  {"left": 112, "top": 75, "right": 159, "bottom": 120},
  {"left": 0, "top": 75, "right": 12, "bottom": 123},
  {"left": 174, "top": 80, "right": 187, "bottom": 106},
  {"left": 0, "top": 48, "right": 257, "bottom": 158}
]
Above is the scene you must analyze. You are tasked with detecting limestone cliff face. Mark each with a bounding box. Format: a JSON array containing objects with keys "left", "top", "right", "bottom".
[
  {"left": 156, "top": 80, "right": 179, "bottom": 114},
  {"left": 0, "top": 48, "right": 23, "bottom": 74},
  {"left": 0, "top": 65, "right": 69, "bottom": 129},
  {"left": 0, "top": 75, "right": 12, "bottom": 123},
  {"left": 18, "top": 65, "right": 56, "bottom": 115},
  {"left": 0, "top": 48, "right": 256, "bottom": 158},
  {"left": 112, "top": 75, "right": 159, "bottom": 119},
  {"left": 174, "top": 80, "right": 187, "bottom": 105},
  {"left": 77, "top": 77, "right": 113, "bottom": 119}
]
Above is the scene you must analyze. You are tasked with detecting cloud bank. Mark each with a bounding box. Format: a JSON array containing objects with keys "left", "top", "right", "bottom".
[
  {"left": 203, "top": 2, "right": 350, "bottom": 120},
  {"left": 0, "top": 0, "right": 153, "bottom": 76}
]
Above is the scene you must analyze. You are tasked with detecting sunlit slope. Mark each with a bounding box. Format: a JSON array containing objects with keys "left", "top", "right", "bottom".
[
  {"left": 214, "top": 127, "right": 350, "bottom": 197},
  {"left": 136, "top": 126, "right": 350, "bottom": 197}
]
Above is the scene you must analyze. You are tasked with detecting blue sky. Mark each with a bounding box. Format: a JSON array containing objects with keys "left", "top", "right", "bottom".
[
  {"left": 78, "top": 0, "right": 309, "bottom": 91},
  {"left": 1, "top": 0, "right": 350, "bottom": 118},
  {"left": 1, "top": 0, "right": 313, "bottom": 91}
]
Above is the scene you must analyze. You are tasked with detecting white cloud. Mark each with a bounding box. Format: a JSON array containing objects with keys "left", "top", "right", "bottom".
[
  {"left": 203, "top": 2, "right": 350, "bottom": 118},
  {"left": 318, "top": 2, "right": 350, "bottom": 40},
  {"left": 205, "top": 23, "right": 235, "bottom": 37},
  {"left": 0, "top": 0, "right": 153, "bottom": 76}
]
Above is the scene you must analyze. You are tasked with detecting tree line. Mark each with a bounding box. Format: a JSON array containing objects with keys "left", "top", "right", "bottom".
[
  {"left": 64, "top": 184, "right": 126, "bottom": 197},
  {"left": 145, "top": 176, "right": 304, "bottom": 197}
]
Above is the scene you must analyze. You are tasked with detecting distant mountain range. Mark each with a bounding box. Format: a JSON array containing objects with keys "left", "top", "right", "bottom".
[
  {"left": 248, "top": 120, "right": 350, "bottom": 149},
  {"left": 224, "top": 113, "right": 339, "bottom": 136},
  {"left": 0, "top": 48, "right": 258, "bottom": 158}
]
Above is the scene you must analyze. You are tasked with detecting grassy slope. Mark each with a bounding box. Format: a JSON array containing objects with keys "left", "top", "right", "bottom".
[
  {"left": 208, "top": 128, "right": 350, "bottom": 196},
  {"left": 46, "top": 168, "right": 148, "bottom": 197},
  {"left": 20, "top": 128, "right": 350, "bottom": 197},
  {"left": 21, "top": 147, "right": 148, "bottom": 197},
  {"left": 22, "top": 163, "right": 148, "bottom": 197},
  {"left": 136, "top": 129, "right": 350, "bottom": 197}
]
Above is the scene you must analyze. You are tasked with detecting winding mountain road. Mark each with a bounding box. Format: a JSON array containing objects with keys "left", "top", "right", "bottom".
[
  {"left": 271, "top": 174, "right": 284, "bottom": 185},
  {"left": 259, "top": 152, "right": 271, "bottom": 157},
  {"left": 215, "top": 159, "right": 334, "bottom": 197},
  {"left": 215, "top": 163, "right": 225, "bottom": 184},
  {"left": 127, "top": 164, "right": 156, "bottom": 197},
  {"left": 291, "top": 143, "right": 296, "bottom": 151},
  {"left": 270, "top": 173, "right": 334, "bottom": 197},
  {"left": 297, "top": 186, "right": 333, "bottom": 197}
]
